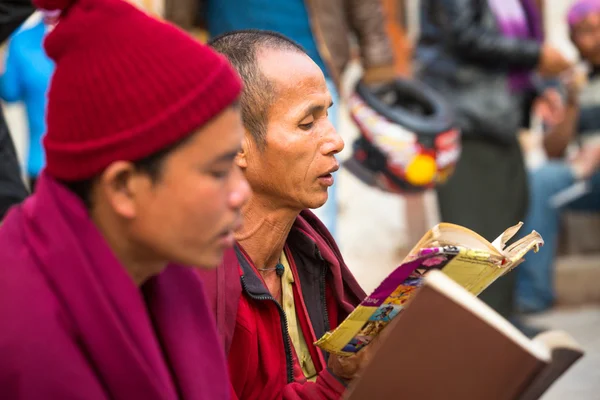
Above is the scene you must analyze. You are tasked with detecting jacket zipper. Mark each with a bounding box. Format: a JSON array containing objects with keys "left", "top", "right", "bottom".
[
  {"left": 240, "top": 275, "right": 295, "bottom": 384},
  {"left": 317, "top": 251, "right": 331, "bottom": 335}
]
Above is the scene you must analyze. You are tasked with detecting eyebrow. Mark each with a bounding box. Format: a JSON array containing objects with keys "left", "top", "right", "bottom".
[
  {"left": 208, "top": 148, "right": 241, "bottom": 164},
  {"left": 301, "top": 101, "right": 335, "bottom": 118}
]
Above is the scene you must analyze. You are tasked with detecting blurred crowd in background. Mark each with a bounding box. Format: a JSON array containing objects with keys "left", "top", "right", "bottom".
[{"left": 2, "top": 0, "right": 600, "bottom": 337}]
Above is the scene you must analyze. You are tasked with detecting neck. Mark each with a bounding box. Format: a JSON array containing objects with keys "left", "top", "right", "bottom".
[
  {"left": 235, "top": 195, "right": 299, "bottom": 275},
  {"left": 92, "top": 211, "right": 167, "bottom": 287}
]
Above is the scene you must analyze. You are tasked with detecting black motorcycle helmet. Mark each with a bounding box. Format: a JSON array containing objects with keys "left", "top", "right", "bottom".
[{"left": 344, "top": 78, "right": 461, "bottom": 194}]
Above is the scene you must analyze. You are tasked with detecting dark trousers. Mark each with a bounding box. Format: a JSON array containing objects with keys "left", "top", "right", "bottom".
[
  {"left": 436, "top": 136, "right": 529, "bottom": 318},
  {"left": 0, "top": 109, "right": 28, "bottom": 220},
  {"left": 29, "top": 176, "right": 38, "bottom": 192}
]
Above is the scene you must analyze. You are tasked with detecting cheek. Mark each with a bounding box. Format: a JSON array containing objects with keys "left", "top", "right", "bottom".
[
  {"left": 173, "top": 180, "right": 227, "bottom": 231},
  {"left": 277, "top": 139, "right": 319, "bottom": 181},
  {"left": 252, "top": 129, "right": 321, "bottom": 195},
  {"left": 139, "top": 178, "right": 227, "bottom": 244},
  {"left": 245, "top": 147, "right": 290, "bottom": 192}
]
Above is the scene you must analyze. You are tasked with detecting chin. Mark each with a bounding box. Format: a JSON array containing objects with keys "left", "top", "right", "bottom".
[
  {"left": 179, "top": 249, "right": 225, "bottom": 270},
  {"left": 199, "top": 252, "right": 226, "bottom": 269},
  {"left": 306, "top": 192, "right": 328, "bottom": 210}
]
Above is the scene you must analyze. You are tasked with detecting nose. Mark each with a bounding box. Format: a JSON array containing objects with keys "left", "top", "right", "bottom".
[
  {"left": 320, "top": 119, "right": 345, "bottom": 156},
  {"left": 228, "top": 166, "right": 251, "bottom": 209}
]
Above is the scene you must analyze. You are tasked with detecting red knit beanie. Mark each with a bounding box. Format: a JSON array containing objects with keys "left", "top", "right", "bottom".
[{"left": 34, "top": 0, "right": 242, "bottom": 181}]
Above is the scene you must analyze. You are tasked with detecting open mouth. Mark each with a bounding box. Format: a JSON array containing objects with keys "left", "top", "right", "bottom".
[
  {"left": 317, "top": 162, "right": 339, "bottom": 187},
  {"left": 318, "top": 173, "right": 335, "bottom": 187}
]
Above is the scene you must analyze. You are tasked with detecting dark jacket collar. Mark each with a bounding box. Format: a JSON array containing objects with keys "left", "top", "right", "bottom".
[{"left": 196, "top": 209, "right": 366, "bottom": 353}]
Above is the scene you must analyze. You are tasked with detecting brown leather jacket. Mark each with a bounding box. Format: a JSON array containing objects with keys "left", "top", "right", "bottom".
[{"left": 164, "top": 0, "right": 395, "bottom": 87}]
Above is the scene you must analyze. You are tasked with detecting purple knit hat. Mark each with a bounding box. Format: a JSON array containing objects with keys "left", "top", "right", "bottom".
[{"left": 568, "top": 0, "right": 600, "bottom": 29}]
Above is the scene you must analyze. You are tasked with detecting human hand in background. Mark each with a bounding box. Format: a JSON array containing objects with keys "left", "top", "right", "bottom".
[
  {"left": 538, "top": 45, "right": 573, "bottom": 77},
  {"left": 533, "top": 87, "right": 567, "bottom": 128},
  {"left": 561, "top": 64, "right": 588, "bottom": 105}
]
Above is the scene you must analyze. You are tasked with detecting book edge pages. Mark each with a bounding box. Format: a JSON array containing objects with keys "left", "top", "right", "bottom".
[
  {"left": 533, "top": 330, "right": 584, "bottom": 353},
  {"left": 502, "top": 231, "right": 545, "bottom": 268},
  {"left": 404, "top": 223, "right": 503, "bottom": 262},
  {"left": 519, "top": 331, "right": 584, "bottom": 400},
  {"left": 491, "top": 221, "right": 524, "bottom": 251},
  {"left": 424, "top": 270, "right": 551, "bottom": 362}
]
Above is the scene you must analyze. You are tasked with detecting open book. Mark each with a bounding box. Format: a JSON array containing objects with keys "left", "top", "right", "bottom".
[
  {"left": 316, "top": 222, "right": 544, "bottom": 356},
  {"left": 345, "top": 270, "right": 583, "bottom": 400}
]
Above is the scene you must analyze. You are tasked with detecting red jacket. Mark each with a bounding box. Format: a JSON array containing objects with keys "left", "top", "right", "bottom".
[{"left": 198, "top": 210, "right": 366, "bottom": 400}]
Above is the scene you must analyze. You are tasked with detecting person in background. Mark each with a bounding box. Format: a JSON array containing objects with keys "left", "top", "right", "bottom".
[
  {"left": 165, "top": 0, "right": 396, "bottom": 239},
  {"left": 0, "top": 0, "right": 250, "bottom": 397},
  {"left": 1, "top": 12, "right": 54, "bottom": 191},
  {"left": 0, "top": 0, "right": 33, "bottom": 220},
  {"left": 203, "top": 30, "right": 367, "bottom": 399},
  {"left": 516, "top": 0, "right": 600, "bottom": 314},
  {"left": 414, "top": 0, "right": 572, "bottom": 335}
]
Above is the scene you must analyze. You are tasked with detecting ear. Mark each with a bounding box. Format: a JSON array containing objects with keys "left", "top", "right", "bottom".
[
  {"left": 97, "top": 161, "right": 143, "bottom": 219},
  {"left": 235, "top": 134, "right": 252, "bottom": 170}
]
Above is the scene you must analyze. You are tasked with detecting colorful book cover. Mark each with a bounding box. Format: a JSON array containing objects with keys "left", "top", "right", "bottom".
[{"left": 316, "top": 246, "right": 518, "bottom": 356}]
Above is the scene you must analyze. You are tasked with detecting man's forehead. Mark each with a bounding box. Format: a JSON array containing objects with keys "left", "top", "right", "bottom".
[
  {"left": 257, "top": 47, "right": 322, "bottom": 86},
  {"left": 256, "top": 46, "right": 307, "bottom": 64},
  {"left": 259, "top": 53, "right": 328, "bottom": 112}
]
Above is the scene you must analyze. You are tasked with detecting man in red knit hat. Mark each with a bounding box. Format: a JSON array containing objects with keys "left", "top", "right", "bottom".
[
  {"left": 202, "top": 30, "right": 369, "bottom": 400},
  {"left": 0, "top": 0, "right": 249, "bottom": 398}
]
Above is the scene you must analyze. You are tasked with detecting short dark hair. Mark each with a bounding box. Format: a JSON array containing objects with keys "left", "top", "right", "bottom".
[
  {"left": 61, "top": 133, "right": 193, "bottom": 209},
  {"left": 209, "top": 30, "right": 307, "bottom": 148}
]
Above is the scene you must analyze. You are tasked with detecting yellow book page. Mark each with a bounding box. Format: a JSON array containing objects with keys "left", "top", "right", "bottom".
[
  {"left": 442, "top": 249, "right": 506, "bottom": 295},
  {"left": 315, "top": 306, "right": 378, "bottom": 354}
]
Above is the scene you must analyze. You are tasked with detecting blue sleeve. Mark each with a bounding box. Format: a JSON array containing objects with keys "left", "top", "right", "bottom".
[{"left": 0, "top": 35, "right": 23, "bottom": 102}]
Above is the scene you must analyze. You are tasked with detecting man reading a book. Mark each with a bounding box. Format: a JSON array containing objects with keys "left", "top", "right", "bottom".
[{"left": 197, "top": 30, "right": 370, "bottom": 399}]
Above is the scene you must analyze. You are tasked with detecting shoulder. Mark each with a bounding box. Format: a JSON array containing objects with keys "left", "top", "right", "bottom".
[
  {"left": 0, "top": 244, "right": 106, "bottom": 397},
  {"left": 0, "top": 235, "right": 75, "bottom": 363}
]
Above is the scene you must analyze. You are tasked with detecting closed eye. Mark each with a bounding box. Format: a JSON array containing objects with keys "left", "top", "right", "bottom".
[
  {"left": 210, "top": 170, "right": 230, "bottom": 179},
  {"left": 299, "top": 122, "right": 314, "bottom": 130}
]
